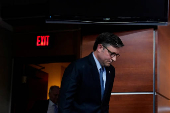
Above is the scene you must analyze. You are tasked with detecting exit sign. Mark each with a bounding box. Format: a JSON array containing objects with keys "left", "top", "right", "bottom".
[{"left": 36, "top": 35, "right": 50, "bottom": 46}]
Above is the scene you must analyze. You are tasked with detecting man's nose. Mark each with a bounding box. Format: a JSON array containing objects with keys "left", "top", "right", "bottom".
[{"left": 111, "top": 56, "right": 117, "bottom": 62}]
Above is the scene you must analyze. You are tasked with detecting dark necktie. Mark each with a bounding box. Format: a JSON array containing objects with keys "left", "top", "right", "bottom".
[
  {"left": 99, "top": 67, "right": 104, "bottom": 100},
  {"left": 54, "top": 104, "right": 58, "bottom": 113}
]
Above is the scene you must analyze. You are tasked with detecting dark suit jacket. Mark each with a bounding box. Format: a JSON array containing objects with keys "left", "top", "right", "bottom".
[
  {"left": 29, "top": 100, "right": 49, "bottom": 113},
  {"left": 58, "top": 53, "right": 115, "bottom": 113}
]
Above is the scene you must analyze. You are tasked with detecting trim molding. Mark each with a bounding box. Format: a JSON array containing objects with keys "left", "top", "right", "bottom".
[{"left": 111, "top": 92, "right": 154, "bottom": 95}]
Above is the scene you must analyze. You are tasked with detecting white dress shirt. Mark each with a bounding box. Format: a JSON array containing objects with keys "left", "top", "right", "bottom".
[{"left": 47, "top": 100, "right": 57, "bottom": 113}]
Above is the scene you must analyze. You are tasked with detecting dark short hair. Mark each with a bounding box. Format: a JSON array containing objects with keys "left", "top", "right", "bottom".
[
  {"left": 49, "top": 85, "right": 60, "bottom": 93},
  {"left": 93, "top": 32, "right": 124, "bottom": 51}
]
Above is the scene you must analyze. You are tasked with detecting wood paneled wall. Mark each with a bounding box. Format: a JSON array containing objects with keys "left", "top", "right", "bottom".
[
  {"left": 157, "top": 25, "right": 170, "bottom": 113},
  {"left": 81, "top": 28, "right": 155, "bottom": 113},
  {"left": 157, "top": 94, "right": 170, "bottom": 113},
  {"left": 109, "top": 95, "right": 153, "bottom": 113},
  {"left": 112, "top": 29, "right": 154, "bottom": 92},
  {"left": 82, "top": 29, "right": 154, "bottom": 92},
  {"left": 158, "top": 25, "right": 170, "bottom": 98}
]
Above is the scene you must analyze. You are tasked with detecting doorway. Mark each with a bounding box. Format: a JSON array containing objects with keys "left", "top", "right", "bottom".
[{"left": 11, "top": 55, "right": 74, "bottom": 113}]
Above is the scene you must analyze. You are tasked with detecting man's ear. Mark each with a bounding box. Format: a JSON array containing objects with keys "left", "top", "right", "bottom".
[{"left": 97, "top": 44, "right": 103, "bottom": 52}]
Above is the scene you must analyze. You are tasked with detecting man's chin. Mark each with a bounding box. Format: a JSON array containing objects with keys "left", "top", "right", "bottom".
[{"left": 105, "top": 63, "right": 111, "bottom": 67}]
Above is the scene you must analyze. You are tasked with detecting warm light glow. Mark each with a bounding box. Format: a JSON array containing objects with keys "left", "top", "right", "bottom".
[
  {"left": 38, "top": 63, "right": 70, "bottom": 99},
  {"left": 36, "top": 35, "right": 50, "bottom": 46}
]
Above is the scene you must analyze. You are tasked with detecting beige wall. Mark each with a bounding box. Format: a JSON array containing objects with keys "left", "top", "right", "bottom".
[{"left": 39, "top": 63, "right": 70, "bottom": 99}]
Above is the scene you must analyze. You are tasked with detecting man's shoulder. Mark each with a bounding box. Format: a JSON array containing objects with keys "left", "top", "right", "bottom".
[
  {"left": 77, "top": 55, "right": 90, "bottom": 64},
  {"left": 68, "top": 54, "right": 92, "bottom": 67}
]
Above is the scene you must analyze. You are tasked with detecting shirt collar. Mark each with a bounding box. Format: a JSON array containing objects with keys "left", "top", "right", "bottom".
[
  {"left": 49, "top": 99, "right": 55, "bottom": 106},
  {"left": 92, "top": 52, "right": 102, "bottom": 72}
]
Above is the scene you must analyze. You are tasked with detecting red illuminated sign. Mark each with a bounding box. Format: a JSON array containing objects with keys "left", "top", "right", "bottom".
[{"left": 36, "top": 35, "right": 50, "bottom": 46}]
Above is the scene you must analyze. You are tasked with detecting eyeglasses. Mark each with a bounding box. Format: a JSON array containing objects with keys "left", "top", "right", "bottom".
[{"left": 103, "top": 45, "right": 120, "bottom": 58}]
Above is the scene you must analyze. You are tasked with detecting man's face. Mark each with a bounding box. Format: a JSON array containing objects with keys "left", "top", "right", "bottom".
[
  {"left": 49, "top": 88, "right": 59, "bottom": 104},
  {"left": 98, "top": 45, "right": 119, "bottom": 67}
]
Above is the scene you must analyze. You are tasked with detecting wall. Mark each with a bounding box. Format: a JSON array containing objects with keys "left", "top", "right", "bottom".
[
  {"left": 157, "top": 25, "right": 170, "bottom": 113},
  {"left": 13, "top": 24, "right": 81, "bottom": 58},
  {"left": 0, "top": 19, "right": 12, "bottom": 113}
]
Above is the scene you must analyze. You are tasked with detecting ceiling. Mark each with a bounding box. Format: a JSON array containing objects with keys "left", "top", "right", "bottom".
[{"left": 0, "top": 0, "right": 48, "bottom": 26}]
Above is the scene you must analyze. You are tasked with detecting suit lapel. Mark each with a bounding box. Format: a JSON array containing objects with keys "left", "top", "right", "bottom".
[
  {"left": 88, "top": 53, "right": 112, "bottom": 101},
  {"left": 88, "top": 53, "right": 101, "bottom": 95}
]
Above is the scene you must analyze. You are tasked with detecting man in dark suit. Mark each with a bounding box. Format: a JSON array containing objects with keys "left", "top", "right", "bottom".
[
  {"left": 58, "top": 32, "right": 124, "bottom": 113},
  {"left": 30, "top": 85, "right": 59, "bottom": 113}
]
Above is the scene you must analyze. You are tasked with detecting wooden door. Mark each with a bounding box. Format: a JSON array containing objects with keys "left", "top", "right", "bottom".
[
  {"left": 26, "top": 66, "right": 48, "bottom": 112},
  {"left": 12, "top": 65, "right": 48, "bottom": 113}
]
